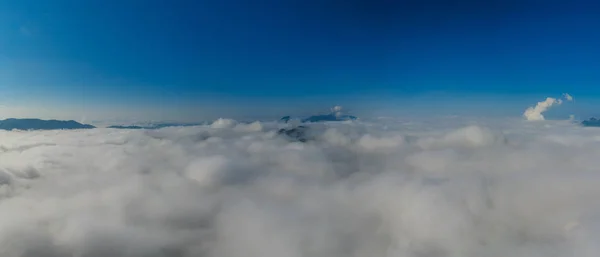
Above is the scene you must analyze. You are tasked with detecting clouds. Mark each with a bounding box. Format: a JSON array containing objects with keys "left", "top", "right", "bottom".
[
  {"left": 564, "top": 93, "right": 574, "bottom": 101},
  {"left": 331, "top": 105, "right": 343, "bottom": 114},
  {"left": 1, "top": 118, "right": 600, "bottom": 256},
  {"left": 523, "top": 97, "right": 562, "bottom": 121},
  {"left": 523, "top": 93, "right": 574, "bottom": 121}
]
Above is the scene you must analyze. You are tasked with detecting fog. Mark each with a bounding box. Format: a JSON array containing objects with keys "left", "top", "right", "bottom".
[{"left": 1, "top": 118, "right": 600, "bottom": 257}]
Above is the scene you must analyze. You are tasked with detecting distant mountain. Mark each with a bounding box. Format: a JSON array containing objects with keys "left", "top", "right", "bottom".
[
  {"left": 277, "top": 125, "right": 311, "bottom": 142},
  {"left": 276, "top": 107, "right": 357, "bottom": 142},
  {"left": 280, "top": 108, "right": 358, "bottom": 124},
  {"left": 0, "top": 118, "right": 95, "bottom": 130},
  {"left": 107, "top": 125, "right": 146, "bottom": 129},
  {"left": 301, "top": 113, "right": 358, "bottom": 123},
  {"left": 107, "top": 122, "right": 205, "bottom": 129},
  {"left": 280, "top": 116, "right": 292, "bottom": 123},
  {"left": 582, "top": 118, "right": 600, "bottom": 127}
]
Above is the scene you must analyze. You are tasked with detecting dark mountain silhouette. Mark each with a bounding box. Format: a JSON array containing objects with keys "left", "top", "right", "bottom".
[
  {"left": 280, "top": 107, "right": 358, "bottom": 124},
  {"left": 277, "top": 125, "right": 311, "bottom": 142},
  {"left": 301, "top": 113, "right": 357, "bottom": 123},
  {"left": 582, "top": 117, "right": 600, "bottom": 127},
  {"left": 107, "top": 125, "right": 145, "bottom": 129},
  {"left": 0, "top": 118, "right": 95, "bottom": 130},
  {"left": 280, "top": 116, "right": 292, "bottom": 123}
]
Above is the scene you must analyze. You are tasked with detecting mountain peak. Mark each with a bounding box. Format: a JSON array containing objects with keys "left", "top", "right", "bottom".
[
  {"left": 582, "top": 117, "right": 600, "bottom": 127},
  {"left": 281, "top": 106, "right": 358, "bottom": 123}
]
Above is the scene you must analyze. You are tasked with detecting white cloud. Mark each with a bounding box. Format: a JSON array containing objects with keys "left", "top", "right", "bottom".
[
  {"left": 1, "top": 118, "right": 600, "bottom": 256},
  {"left": 523, "top": 97, "right": 561, "bottom": 121},
  {"left": 210, "top": 118, "right": 237, "bottom": 129},
  {"left": 564, "top": 93, "right": 574, "bottom": 101},
  {"left": 331, "top": 105, "right": 344, "bottom": 117},
  {"left": 523, "top": 94, "right": 574, "bottom": 121}
]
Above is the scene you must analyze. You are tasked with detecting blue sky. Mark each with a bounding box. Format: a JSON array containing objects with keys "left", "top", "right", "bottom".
[{"left": 1, "top": 0, "right": 599, "bottom": 122}]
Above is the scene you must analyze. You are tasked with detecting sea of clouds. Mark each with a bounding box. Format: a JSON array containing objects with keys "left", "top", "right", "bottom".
[{"left": 1, "top": 117, "right": 600, "bottom": 257}]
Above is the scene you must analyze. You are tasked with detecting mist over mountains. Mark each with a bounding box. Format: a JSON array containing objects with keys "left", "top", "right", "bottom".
[{"left": 0, "top": 106, "right": 362, "bottom": 131}]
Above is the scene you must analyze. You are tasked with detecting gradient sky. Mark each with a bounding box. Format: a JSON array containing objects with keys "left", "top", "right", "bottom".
[{"left": 1, "top": 0, "right": 599, "bottom": 122}]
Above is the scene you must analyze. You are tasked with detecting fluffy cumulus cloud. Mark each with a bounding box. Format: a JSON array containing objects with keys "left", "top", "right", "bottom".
[
  {"left": 2, "top": 118, "right": 600, "bottom": 257},
  {"left": 523, "top": 97, "right": 563, "bottom": 121},
  {"left": 331, "top": 105, "right": 344, "bottom": 117},
  {"left": 523, "top": 94, "right": 574, "bottom": 121}
]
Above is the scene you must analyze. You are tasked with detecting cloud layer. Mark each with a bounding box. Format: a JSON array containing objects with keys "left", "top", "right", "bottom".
[{"left": 1, "top": 118, "right": 600, "bottom": 257}]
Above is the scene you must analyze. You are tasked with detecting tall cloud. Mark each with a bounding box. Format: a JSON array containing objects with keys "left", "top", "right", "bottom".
[{"left": 523, "top": 93, "right": 574, "bottom": 121}]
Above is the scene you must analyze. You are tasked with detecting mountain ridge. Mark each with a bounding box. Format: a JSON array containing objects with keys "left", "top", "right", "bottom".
[
  {"left": 582, "top": 117, "right": 600, "bottom": 127},
  {"left": 0, "top": 118, "right": 95, "bottom": 130}
]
